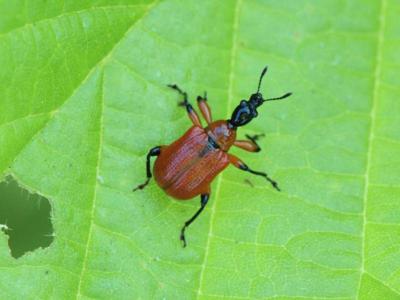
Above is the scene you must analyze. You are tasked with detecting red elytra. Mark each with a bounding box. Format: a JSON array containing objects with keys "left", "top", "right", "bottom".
[{"left": 134, "top": 66, "right": 292, "bottom": 247}]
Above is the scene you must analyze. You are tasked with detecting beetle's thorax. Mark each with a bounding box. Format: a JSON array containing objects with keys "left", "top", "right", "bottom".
[{"left": 205, "top": 120, "right": 236, "bottom": 151}]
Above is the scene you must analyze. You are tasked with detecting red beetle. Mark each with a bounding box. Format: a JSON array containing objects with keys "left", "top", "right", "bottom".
[{"left": 134, "top": 67, "right": 291, "bottom": 246}]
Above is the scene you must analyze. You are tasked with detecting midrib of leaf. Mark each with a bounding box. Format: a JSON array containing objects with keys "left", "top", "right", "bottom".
[
  {"left": 75, "top": 69, "right": 105, "bottom": 299},
  {"left": 75, "top": 2, "right": 159, "bottom": 298},
  {"left": 357, "top": 0, "right": 387, "bottom": 297},
  {"left": 197, "top": 0, "right": 242, "bottom": 297}
]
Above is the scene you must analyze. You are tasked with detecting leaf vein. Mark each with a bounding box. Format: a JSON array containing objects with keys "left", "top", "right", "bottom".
[
  {"left": 357, "top": 0, "right": 387, "bottom": 297},
  {"left": 197, "top": 0, "right": 242, "bottom": 297}
]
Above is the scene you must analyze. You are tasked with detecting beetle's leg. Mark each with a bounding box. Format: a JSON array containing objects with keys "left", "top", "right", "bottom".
[
  {"left": 233, "top": 133, "right": 264, "bottom": 152},
  {"left": 246, "top": 134, "right": 265, "bottom": 149},
  {"left": 229, "top": 154, "right": 280, "bottom": 191},
  {"left": 167, "top": 84, "right": 202, "bottom": 127},
  {"left": 196, "top": 92, "right": 212, "bottom": 124},
  {"left": 233, "top": 134, "right": 264, "bottom": 152},
  {"left": 234, "top": 140, "right": 260, "bottom": 152},
  {"left": 180, "top": 193, "right": 209, "bottom": 247},
  {"left": 133, "top": 146, "right": 161, "bottom": 191},
  {"left": 167, "top": 84, "right": 188, "bottom": 105}
]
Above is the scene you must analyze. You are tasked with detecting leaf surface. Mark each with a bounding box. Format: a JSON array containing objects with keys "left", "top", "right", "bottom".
[{"left": 0, "top": 0, "right": 399, "bottom": 299}]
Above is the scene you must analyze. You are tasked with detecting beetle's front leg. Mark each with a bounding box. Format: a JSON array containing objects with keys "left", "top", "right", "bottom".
[
  {"left": 233, "top": 133, "right": 265, "bottom": 152},
  {"left": 167, "top": 84, "right": 202, "bottom": 127},
  {"left": 133, "top": 146, "right": 161, "bottom": 191},
  {"left": 229, "top": 154, "right": 280, "bottom": 191},
  {"left": 180, "top": 193, "right": 209, "bottom": 247},
  {"left": 196, "top": 91, "right": 212, "bottom": 124}
]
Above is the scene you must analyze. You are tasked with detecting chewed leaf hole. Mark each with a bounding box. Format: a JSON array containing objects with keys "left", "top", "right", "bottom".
[{"left": 0, "top": 176, "right": 54, "bottom": 258}]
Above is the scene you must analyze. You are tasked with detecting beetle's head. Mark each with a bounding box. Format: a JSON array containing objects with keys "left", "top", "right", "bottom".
[{"left": 228, "top": 66, "right": 292, "bottom": 128}]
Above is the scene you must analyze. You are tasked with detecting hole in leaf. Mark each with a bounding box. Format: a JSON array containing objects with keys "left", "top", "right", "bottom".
[{"left": 0, "top": 176, "right": 54, "bottom": 258}]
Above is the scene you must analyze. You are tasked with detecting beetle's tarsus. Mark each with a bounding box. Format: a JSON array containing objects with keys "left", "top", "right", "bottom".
[
  {"left": 133, "top": 178, "right": 150, "bottom": 191},
  {"left": 264, "top": 176, "right": 280, "bottom": 192},
  {"left": 269, "top": 180, "right": 281, "bottom": 192},
  {"left": 168, "top": 84, "right": 186, "bottom": 96},
  {"left": 245, "top": 133, "right": 265, "bottom": 141},
  {"left": 168, "top": 84, "right": 189, "bottom": 107},
  {"left": 180, "top": 227, "right": 187, "bottom": 248}
]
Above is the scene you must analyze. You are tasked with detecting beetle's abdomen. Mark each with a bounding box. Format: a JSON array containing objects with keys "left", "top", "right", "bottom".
[{"left": 154, "top": 126, "right": 229, "bottom": 200}]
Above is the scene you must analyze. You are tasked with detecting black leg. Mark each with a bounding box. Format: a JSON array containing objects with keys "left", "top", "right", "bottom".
[
  {"left": 167, "top": 84, "right": 202, "bottom": 126},
  {"left": 180, "top": 193, "right": 209, "bottom": 248},
  {"left": 167, "top": 84, "right": 189, "bottom": 107},
  {"left": 240, "top": 164, "right": 280, "bottom": 192},
  {"left": 245, "top": 133, "right": 265, "bottom": 151},
  {"left": 133, "top": 146, "right": 161, "bottom": 191}
]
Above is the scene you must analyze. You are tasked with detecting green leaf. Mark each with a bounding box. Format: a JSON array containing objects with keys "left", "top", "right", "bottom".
[{"left": 0, "top": 0, "right": 399, "bottom": 299}]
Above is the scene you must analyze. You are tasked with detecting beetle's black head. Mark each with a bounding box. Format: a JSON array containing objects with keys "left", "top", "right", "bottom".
[{"left": 228, "top": 66, "right": 292, "bottom": 128}]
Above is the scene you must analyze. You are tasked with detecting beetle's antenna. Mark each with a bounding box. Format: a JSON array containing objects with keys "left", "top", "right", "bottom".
[
  {"left": 257, "top": 66, "right": 268, "bottom": 93},
  {"left": 263, "top": 92, "right": 292, "bottom": 102}
]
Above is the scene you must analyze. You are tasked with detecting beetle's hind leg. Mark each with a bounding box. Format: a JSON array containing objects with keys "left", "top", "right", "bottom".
[
  {"left": 133, "top": 146, "right": 161, "bottom": 191},
  {"left": 167, "top": 84, "right": 202, "bottom": 127},
  {"left": 180, "top": 193, "right": 209, "bottom": 247}
]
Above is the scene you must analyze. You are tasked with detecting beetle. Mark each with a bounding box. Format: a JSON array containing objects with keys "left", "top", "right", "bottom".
[{"left": 134, "top": 66, "right": 291, "bottom": 247}]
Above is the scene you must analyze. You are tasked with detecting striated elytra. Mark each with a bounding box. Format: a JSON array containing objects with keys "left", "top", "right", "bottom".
[{"left": 134, "top": 66, "right": 292, "bottom": 247}]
